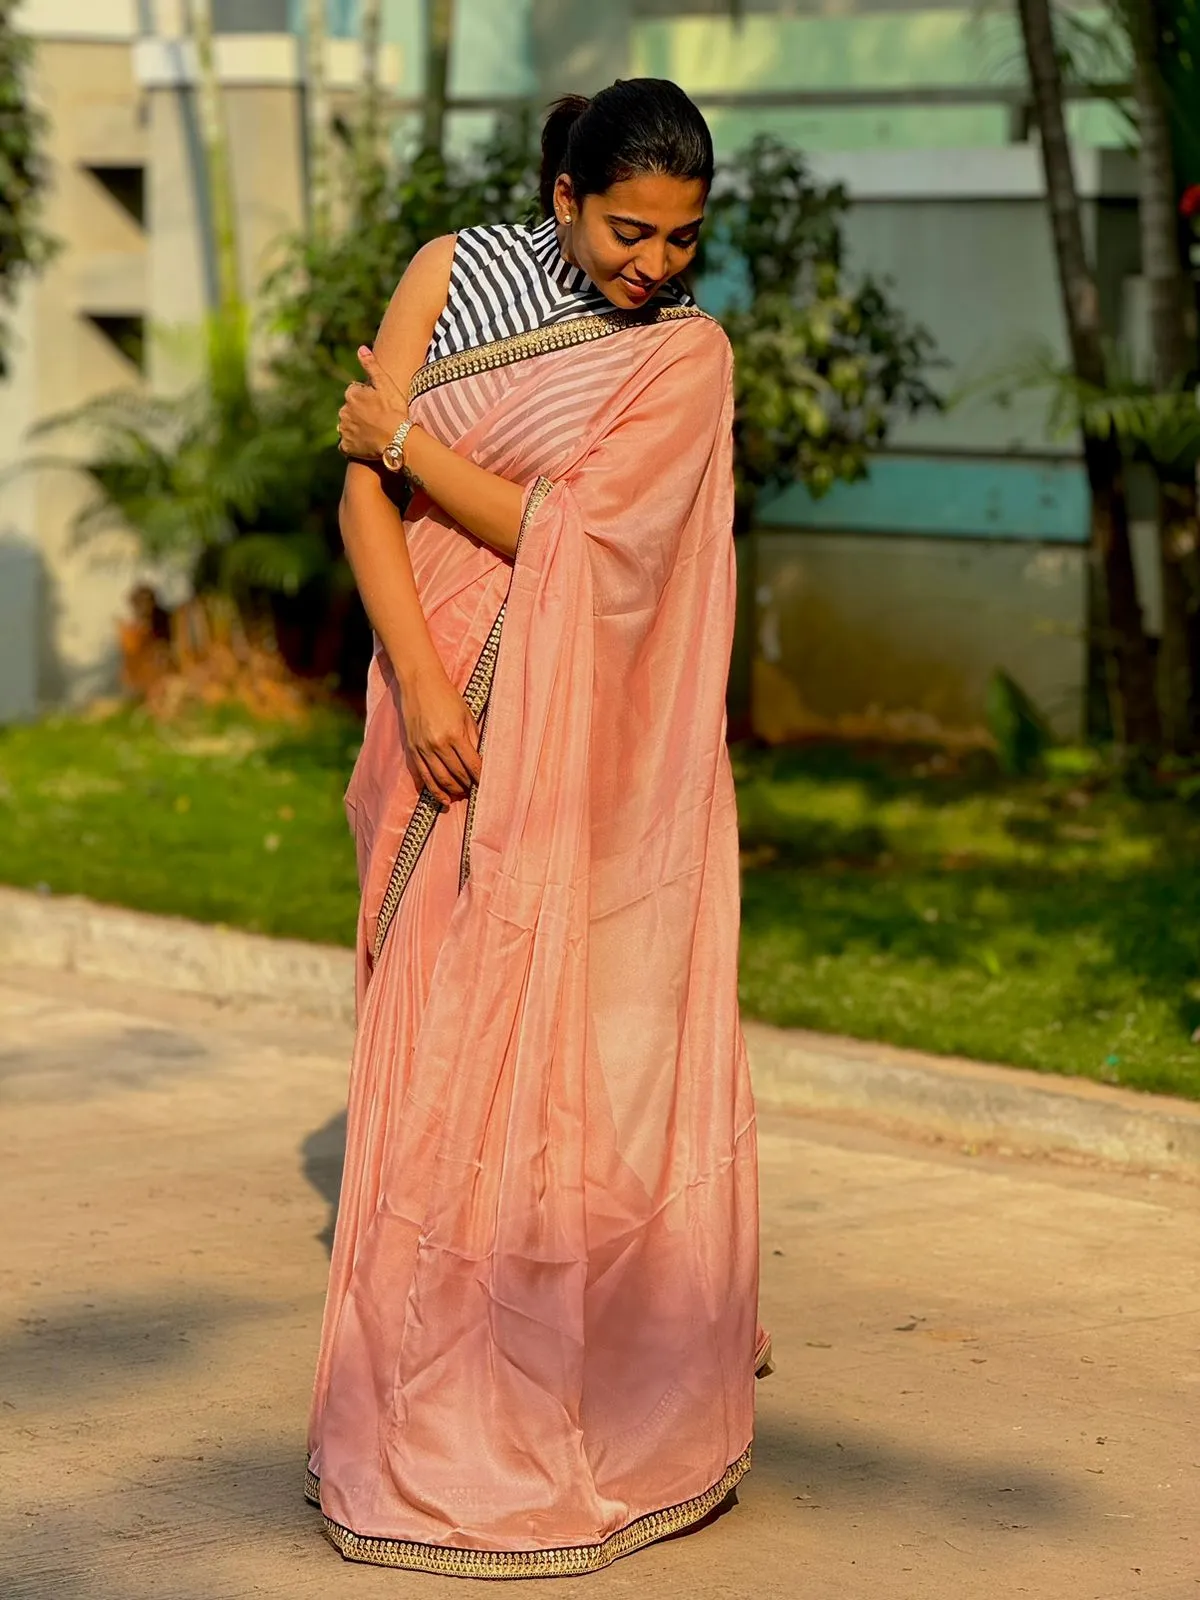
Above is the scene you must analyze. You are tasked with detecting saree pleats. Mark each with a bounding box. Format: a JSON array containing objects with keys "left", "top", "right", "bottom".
[{"left": 308, "top": 312, "right": 761, "bottom": 1574}]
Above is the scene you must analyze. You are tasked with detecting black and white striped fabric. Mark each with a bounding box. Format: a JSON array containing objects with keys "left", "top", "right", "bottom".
[{"left": 425, "top": 214, "right": 693, "bottom": 364}]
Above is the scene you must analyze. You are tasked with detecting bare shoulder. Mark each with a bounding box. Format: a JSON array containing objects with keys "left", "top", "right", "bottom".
[
  {"left": 404, "top": 233, "right": 457, "bottom": 292},
  {"left": 375, "top": 235, "right": 457, "bottom": 363},
  {"left": 384, "top": 234, "right": 455, "bottom": 317}
]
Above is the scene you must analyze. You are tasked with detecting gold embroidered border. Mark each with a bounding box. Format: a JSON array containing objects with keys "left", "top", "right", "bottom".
[
  {"left": 457, "top": 702, "right": 487, "bottom": 893},
  {"left": 514, "top": 473, "right": 553, "bottom": 561},
  {"left": 410, "top": 305, "right": 707, "bottom": 401},
  {"left": 306, "top": 1446, "right": 750, "bottom": 1578},
  {"left": 371, "top": 605, "right": 507, "bottom": 962},
  {"left": 457, "top": 474, "right": 554, "bottom": 894}
]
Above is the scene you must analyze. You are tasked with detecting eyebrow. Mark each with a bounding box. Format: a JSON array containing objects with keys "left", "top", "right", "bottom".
[{"left": 607, "top": 213, "right": 705, "bottom": 234}]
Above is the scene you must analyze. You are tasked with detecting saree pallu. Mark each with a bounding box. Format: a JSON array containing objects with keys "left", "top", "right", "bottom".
[{"left": 306, "top": 307, "right": 761, "bottom": 1578}]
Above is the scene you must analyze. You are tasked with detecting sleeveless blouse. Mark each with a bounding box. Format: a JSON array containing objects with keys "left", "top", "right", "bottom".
[{"left": 425, "top": 213, "right": 694, "bottom": 364}]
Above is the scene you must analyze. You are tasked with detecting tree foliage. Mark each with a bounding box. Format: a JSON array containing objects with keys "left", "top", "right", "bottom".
[
  {"left": 705, "top": 137, "right": 941, "bottom": 530},
  {"left": 264, "top": 121, "right": 538, "bottom": 400},
  {"left": 0, "top": 4, "right": 57, "bottom": 375}
]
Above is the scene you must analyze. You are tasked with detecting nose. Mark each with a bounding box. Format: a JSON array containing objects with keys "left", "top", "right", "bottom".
[{"left": 633, "top": 238, "right": 670, "bottom": 284}]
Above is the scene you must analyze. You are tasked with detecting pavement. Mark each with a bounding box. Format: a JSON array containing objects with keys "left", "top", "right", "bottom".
[
  {"left": 7, "top": 886, "right": 1200, "bottom": 1177},
  {"left": 2, "top": 964, "right": 1199, "bottom": 1600}
]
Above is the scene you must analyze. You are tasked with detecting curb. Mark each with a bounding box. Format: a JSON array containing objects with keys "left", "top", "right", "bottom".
[
  {"left": 0, "top": 886, "right": 356, "bottom": 1024},
  {"left": 745, "top": 1019, "right": 1200, "bottom": 1176},
  {"left": 4, "top": 886, "right": 1199, "bottom": 1176}
]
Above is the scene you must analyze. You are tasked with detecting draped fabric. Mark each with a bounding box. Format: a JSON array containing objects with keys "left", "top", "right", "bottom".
[{"left": 306, "top": 308, "right": 761, "bottom": 1578}]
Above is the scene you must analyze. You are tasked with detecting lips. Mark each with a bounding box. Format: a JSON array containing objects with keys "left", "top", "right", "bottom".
[{"left": 620, "top": 277, "right": 653, "bottom": 303}]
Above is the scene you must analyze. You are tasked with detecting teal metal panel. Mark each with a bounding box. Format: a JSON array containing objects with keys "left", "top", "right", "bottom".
[{"left": 758, "top": 455, "right": 1090, "bottom": 543}]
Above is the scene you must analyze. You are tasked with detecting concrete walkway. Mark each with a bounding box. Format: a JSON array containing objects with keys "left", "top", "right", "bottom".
[{"left": 1, "top": 966, "right": 1197, "bottom": 1600}]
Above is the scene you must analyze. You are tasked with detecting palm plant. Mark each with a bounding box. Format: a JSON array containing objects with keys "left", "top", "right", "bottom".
[
  {"left": 28, "top": 320, "right": 339, "bottom": 605},
  {"left": 990, "top": 342, "right": 1200, "bottom": 695},
  {"left": 24, "top": 121, "right": 538, "bottom": 700}
]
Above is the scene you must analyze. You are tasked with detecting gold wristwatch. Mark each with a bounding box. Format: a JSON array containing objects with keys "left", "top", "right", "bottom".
[{"left": 381, "top": 420, "right": 415, "bottom": 474}]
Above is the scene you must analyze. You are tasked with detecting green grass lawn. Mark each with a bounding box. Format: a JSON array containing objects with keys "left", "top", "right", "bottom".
[
  {"left": 734, "top": 742, "right": 1200, "bottom": 1100},
  {"left": 2, "top": 705, "right": 1199, "bottom": 1099},
  {"left": 0, "top": 705, "right": 363, "bottom": 947}
]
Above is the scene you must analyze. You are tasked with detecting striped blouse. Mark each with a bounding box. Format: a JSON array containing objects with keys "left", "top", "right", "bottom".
[{"left": 425, "top": 213, "right": 693, "bottom": 364}]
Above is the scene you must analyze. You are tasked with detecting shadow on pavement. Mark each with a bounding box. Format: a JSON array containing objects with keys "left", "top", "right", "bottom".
[
  {"left": 752, "top": 1410, "right": 1083, "bottom": 1526},
  {"left": 0, "top": 1437, "right": 324, "bottom": 1600},
  {"left": 0, "top": 1022, "right": 209, "bottom": 1104},
  {"left": 0, "top": 1290, "right": 269, "bottom": 1404},
  {"left": 301, "top": 1109, "right": 345, "bottom": 1256}
]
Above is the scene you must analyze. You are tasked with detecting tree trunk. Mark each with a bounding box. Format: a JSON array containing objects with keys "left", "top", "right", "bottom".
[
  {"left": 357, "top": 0, "right": 385, "bottom": 180},
  {"left": 422, "top": 0, "right": 454, "bottom": 158},
  {"left": 304, "top": 0, "right": 331, "bottom": 239},
  {"left": 1083, "top": 435, "right": 1162, "bottom": 750},
  {"left": 189, "top": 0, "right": 240, "bottom": 323},
  {"left": 1016, "top": 0, "right": 1160, "bottom": 753},
  {"left": 1127, "top": 0, "right": 1199, "bottom": 748}
]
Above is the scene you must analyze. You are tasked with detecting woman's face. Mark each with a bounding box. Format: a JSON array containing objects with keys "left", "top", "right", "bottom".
[{"left": 553, "top": 171, "right": 707, "bottom": 311}]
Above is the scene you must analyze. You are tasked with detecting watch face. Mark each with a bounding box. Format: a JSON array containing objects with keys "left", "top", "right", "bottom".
[{"left": 382, "top": 445, "right": 402, "bottom": 472}]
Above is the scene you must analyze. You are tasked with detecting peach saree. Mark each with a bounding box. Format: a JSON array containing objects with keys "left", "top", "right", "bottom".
[{"left": 306, "top": 304, "right": 761, "bottom": 1577}]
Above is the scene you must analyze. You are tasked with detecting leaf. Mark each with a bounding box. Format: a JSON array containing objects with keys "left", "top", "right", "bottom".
[{"left": 220, "top": 531, "right": 332, "bottom": 596}]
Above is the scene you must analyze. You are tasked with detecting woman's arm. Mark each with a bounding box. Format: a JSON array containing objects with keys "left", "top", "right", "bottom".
[
  {"left": 339, "top": 235, "right": 482, "bottom": 806},
  {"left": 336, "top": 321, "right": 525, "bottom": 559}
]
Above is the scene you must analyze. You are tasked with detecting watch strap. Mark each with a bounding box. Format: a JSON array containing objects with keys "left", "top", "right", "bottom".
[{"left": 381, "top": 419, "right": 415, "bottom": 473}]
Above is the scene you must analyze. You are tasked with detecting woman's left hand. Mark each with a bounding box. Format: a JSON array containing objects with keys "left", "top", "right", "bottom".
[{"left": 338, "top": 345, "right": 409, "bottom": 459}]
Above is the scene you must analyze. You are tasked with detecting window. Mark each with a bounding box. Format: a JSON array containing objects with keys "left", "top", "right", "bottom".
[
  {"left": 212, "top": 0, "right": 290, "bottom": 31},
  {"left": 84, "top": 166, "right": 146, "bottom": 228},
  {"left": 86, "top": 314, "right": 146, "bottom": 371}
]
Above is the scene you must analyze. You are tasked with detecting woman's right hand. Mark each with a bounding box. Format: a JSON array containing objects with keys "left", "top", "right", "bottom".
[{"left": 398, "top": 666, "right": 482, "bottom": 806}]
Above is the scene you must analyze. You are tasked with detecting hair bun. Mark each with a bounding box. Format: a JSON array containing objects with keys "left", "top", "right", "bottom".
[{"left": 539, "top": 95, "right": 591, "bottom": 216}]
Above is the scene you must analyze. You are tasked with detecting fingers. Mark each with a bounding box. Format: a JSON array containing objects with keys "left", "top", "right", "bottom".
[
  {"left": 440, "top": 736, "right": 481, "bottom": 795},
  {"left": 337, "top": 399, "right": 372, "bottom": 457},
  {"left": 457, "top": 726, "right": 484, "bottom": 786},
  {"left": 357, "top": 345, "right": 381, "bottom": 387},
  {"left": 414, "top": 753, "right": 454, "bottom": 807},
  {"left": 358, "top": 345, "right": 401, "bottom": 401},
  {"left": 414, "top": 731, "right": 483, "bottom": 805},
  {"left": 421, "top": 750, "right": 467, "bottom": 806}
]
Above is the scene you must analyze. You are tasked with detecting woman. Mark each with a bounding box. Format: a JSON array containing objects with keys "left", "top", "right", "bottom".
[{"left": 306, "top": 79, "right": 765, "bottom": 1577}]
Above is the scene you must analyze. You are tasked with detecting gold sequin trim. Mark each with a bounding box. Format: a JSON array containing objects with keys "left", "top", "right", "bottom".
[
  {"left": 458, "top": 702, "right": 487, "bottom": 893},
  {"left": 457, "top": 475, "right": 554, "bottom": 893},
  {"left": 410, "top": 305, "right": 707, "bottom": 400},
  {"left": 306, "top": 1446, "right": 750, "bottom": 1577},
  {"left": 304, "top": 1463, "right": 321, "bottom": 1506},
  {"left": 515, "top": 474, "right": 553, "bottom": 561},
  {"left": 371, "top": 605, "right": 507, "bottom": 962}
]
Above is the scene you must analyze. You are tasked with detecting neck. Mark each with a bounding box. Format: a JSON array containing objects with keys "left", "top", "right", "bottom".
[{"left": 554, "top": 219, "right": 578, "bottom": 269}]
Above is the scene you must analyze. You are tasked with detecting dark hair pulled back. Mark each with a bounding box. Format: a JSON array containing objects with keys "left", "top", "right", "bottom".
[{"left": 538, "top": 79, "right": 714, "bottom": 219}]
